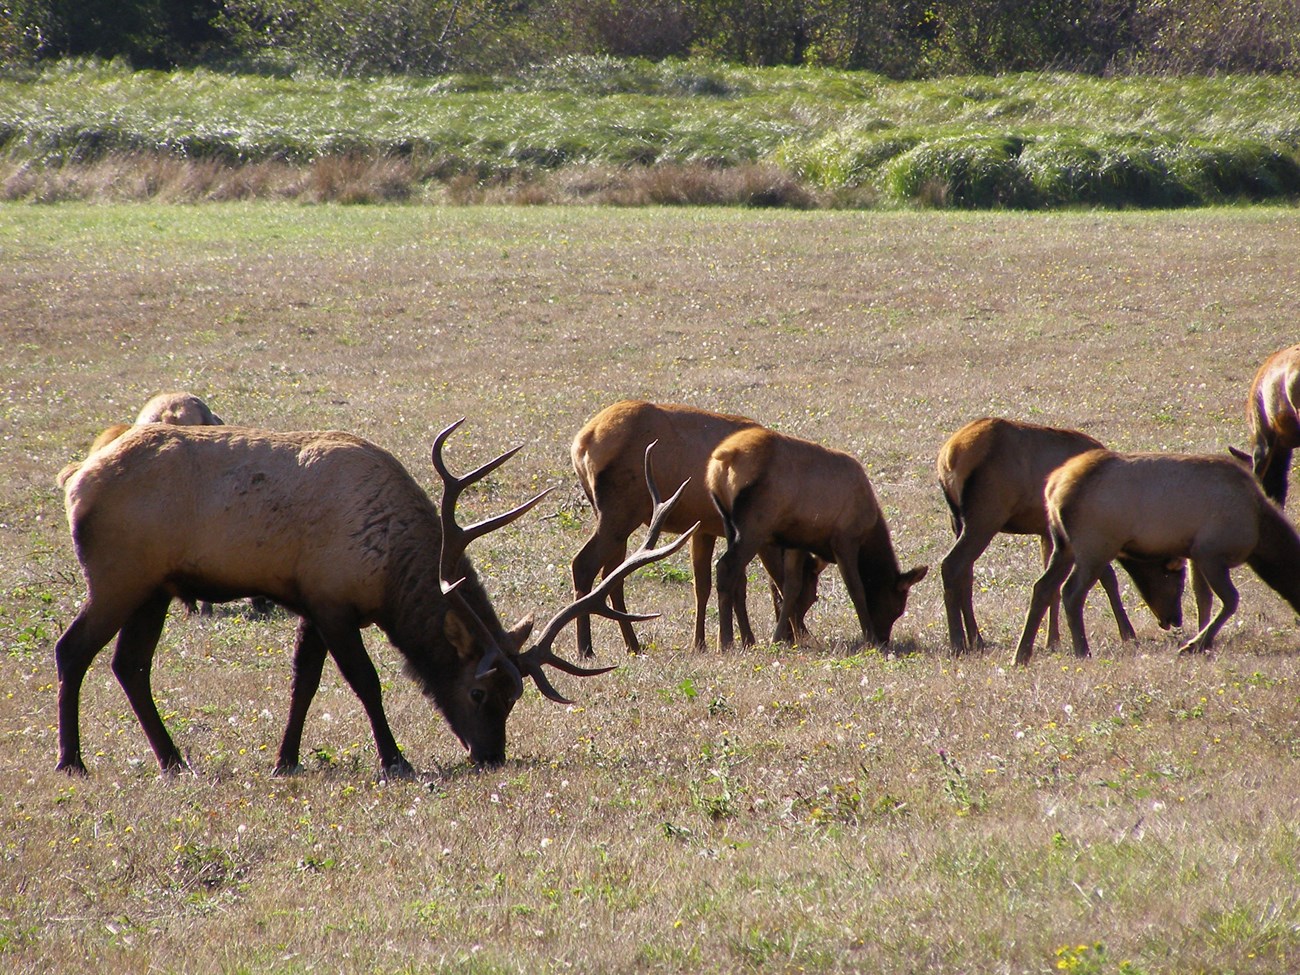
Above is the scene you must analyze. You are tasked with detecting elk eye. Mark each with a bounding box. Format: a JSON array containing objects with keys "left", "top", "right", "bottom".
[{"left": 470, "top": 688, "right": 487, "bottom": 706}]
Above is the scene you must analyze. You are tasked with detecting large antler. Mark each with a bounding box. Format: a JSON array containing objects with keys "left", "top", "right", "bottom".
[
  {"left": 433, "top": 418, "right": 553, "bottom": 583},
  {"left": 432, "top": 418, "right": 552, "bottom": 687},
  {"left": 517, "top": 441, "right": 699, "bottom": 703}
]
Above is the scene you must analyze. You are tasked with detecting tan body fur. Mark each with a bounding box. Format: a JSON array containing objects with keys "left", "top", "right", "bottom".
[
  {"left": 938, "top": 417, "right": 1184, "bottom": 652},
  {"left": 571, "top": 400, "right": 820, "bottom": 653},
  {"left": 1015, "top": 450, "right": 1300, "bottom": 663},
  {"left": 707, "top": 426, "right": 927, "bottom": 648},
  {"left": 55, "top": 424, "right": 543, "bottom": 775},
  {"left": 61, "top": 392, "right": 249, "bottom": 617},
  {"left": 1245, "top": 345, "right": 1300, "bottom": 505}
]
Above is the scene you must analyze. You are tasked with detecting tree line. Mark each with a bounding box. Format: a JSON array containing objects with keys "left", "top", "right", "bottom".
[{"left": 5, "top": 0, "right": 1299, "bottom": 77}]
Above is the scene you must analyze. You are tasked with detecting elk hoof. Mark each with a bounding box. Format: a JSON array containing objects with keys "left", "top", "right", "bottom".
[{"left": 380, "top": 757, "right": 417, "bottom": 780}]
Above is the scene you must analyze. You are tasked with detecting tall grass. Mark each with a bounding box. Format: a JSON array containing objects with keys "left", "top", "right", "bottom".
[{"left": 1, "top": 58, "right": 1299, "bottom": 207}]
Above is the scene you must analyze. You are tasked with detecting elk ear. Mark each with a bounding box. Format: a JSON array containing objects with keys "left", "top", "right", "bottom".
[
  {"left": 897, "top": 565, "right": 929, "bottom": 592},
  {"left": 444, "top": 609, "right": 478, "bottom": 662},
  {"left": 1227, "top": 446, "right": 1252, "bottom": 467},
  {"left": 506, "top": 615, "right": 534, "bottom": 651},
  {"left": 1164, "top": 558, "right": 1187, "bottom": 572}
]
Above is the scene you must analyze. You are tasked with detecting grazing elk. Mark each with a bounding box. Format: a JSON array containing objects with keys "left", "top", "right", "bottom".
[
  {"left": 1014, "top": 450, "right": 1300, "bottom": 664},
  {"left": 707, "top": 427, "right": 927, "bottom": 649},
  {"left": 1243, "top": 344, "right": 1300, "bottom": 505},
  {"left": 134, "top": 390, "right": 226, "bottom": 427},
  {"left": 570, "top": 400, "right": 823, "bottom": 654},
  {"left": 938, "top": 417, "right": 1186, "bottom": 653},
  {"left": 54, "top": 420, "right": 694, "bottom": 776}
]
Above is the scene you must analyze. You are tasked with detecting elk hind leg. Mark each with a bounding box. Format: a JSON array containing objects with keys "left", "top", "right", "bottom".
[
  {"left": 55, "top": 601, "right": 135, "bottom": 775},
  {"left": 940, "top": 524, "right": 996, "bottom": 653},
  {"left": 1060, "top": 560, "right": 1105, "bottom": 658},
  {"left": 1014, "top": 538, "right": 1074, "bottom": 665},
  {"left": 109, "top": 592, "right": 184, "bottom": 771},
  {"left": 689, "top": 533, "right": 716, "bottom": 650},
  {"left": 716, "top": 538, "right": 760, "bottom": 650}
]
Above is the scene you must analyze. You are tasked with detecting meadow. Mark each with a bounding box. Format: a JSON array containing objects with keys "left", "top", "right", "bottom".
[
  {"left": 2, "top": 59, "right": 1300, "bottom": 207},
  {"left": 1, "top": 203, "right": 1298, "bottom": 973}
]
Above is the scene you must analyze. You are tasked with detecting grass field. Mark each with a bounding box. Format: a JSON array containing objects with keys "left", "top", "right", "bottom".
[{"left": 1, "top": 203, "right": 1299, "bottom": 973}]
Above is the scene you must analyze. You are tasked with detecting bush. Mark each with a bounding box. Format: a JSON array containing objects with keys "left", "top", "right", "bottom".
[
  {"left": 882, "top": 134, "right": 1035, "bottom": 207},
  {"left": 1126, "top": 0, "right": 1300, "bottom": 74}
]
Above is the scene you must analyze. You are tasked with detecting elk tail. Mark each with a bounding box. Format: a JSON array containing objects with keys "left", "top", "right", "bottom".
[{"left": 710, "top": 490, "right": 741, "bottom": 548}]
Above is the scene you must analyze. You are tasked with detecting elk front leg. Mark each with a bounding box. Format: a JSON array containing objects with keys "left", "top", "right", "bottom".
[
  {"left": 1179, "top": 559, "right": 1238, "bottom": 654},
  {"left": 312, "top": 613, "right": 413, "bottom": 778},
  {"left": 276, "top": 617, "right": 329, "bottom": 775},
  {"left": 832, "top": 541, "right": 879, "bottom": 648},
  {"left": 1096, "top": 561, "right": 1137, "bottom": 641}
]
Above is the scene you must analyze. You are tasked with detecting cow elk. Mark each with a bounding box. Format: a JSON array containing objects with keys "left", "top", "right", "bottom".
[
  {"left": 938, "top": 417, "right": 1186, "bottom": 653},
  {"left": 707, "top": 427, "right": 927, "bottom": 649},
  {"left": 1015, "top": 449, "right": 1300, "bottom": 664},
  {"left": 54, "top": 420, "right": 694, "bottom": 776},
  {"left": 135, "top": 390, "right": 225, "bottom": 427},
  {"left": 570, "top": 400, "right": 822, "bottom": 654},
  {"left": 1243, "top": 344, "right": 1300, "bottom": 505}
]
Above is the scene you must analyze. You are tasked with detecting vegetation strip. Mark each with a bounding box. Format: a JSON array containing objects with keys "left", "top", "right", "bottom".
[{"left": 3, "top": 58, "right": 1300, "bottom": 208}]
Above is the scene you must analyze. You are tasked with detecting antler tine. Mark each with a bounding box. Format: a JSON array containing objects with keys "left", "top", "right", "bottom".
[
  {"left": 517, "top": 442, "right": 698, "bottom": 696},
  {"left": 523, "top": 519, "right": 699, "bottom": 668},
  {"left": 432, "top": 418, "right": 552, "bottom": 582}
]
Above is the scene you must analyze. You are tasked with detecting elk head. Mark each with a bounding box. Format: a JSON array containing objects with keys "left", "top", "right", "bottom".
[{"left": 433, "top": 420, "right": 696, "bottom": 764}]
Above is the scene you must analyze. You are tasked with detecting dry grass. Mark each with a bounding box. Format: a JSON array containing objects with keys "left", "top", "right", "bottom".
[
  {"left": 1, "top": 203, "right": 1299, "bottom": 973},
  {"left": 0, "top": 154, "right": 820, "bottom": 208}
]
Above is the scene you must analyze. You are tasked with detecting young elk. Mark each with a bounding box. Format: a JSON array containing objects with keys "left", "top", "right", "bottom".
[
  {"left": 938, "top": 417, "right": 1186, "bottom": 653},
  {"left": 1015, "top": 450, "right": 1300, "bottom": 664},
  {"left": 570, "top": 400, "right": 822, "bottom": 654},
  {"left": 54, "top": 420, "right": 694, "bottom": 776},
  {"left": 1243, "top": 344, "right": 1300, "bottom": 505},
  {"left": 707, "top": 427, "right": 927, "bottom": 649}
]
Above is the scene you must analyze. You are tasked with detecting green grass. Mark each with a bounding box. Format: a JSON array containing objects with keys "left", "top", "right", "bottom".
[
  {"left": 2, "top": 58, "right": 1299, "bottom": 206},
  {"left": 2, "top": 204, "right": 1300, "bottom": 972}
]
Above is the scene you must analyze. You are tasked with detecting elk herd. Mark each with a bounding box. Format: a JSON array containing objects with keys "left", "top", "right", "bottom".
[{"left": 50, "top": 343, "right": 1300, "bottom": 776}]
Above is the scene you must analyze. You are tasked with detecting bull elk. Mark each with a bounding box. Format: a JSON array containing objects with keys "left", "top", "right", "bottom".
[
  {"left": 1015, "top": 449, "right": 1300, "bottom": 664},
  {"left": 54, "top": 420, "right": 694, "bottom": 776},
  {"left": 570, "top": 400, "right": 822, "bottom": 654},
  {"left": 706, "top": 426, "right": 927, "bottom": 649},
  {"left": 1243, "top": 344, "right": 1300, "bottom": 505},
  {"left": 938, "top": 417, "right": 1186, "bottom": 653}
]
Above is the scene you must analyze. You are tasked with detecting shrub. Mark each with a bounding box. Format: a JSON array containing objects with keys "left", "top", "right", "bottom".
[{"left": 882, "top": 134, "right": 1036, "bottom": 207}]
